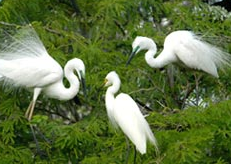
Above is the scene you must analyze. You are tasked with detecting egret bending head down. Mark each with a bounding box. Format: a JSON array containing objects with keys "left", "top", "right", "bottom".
[
  {"left": 127, "top": 30, "right": 231, "bottom": 78},
  {"left": 0, "top": 26, "right": 86, "bottom": 121},
  {"left": 104, "top": 71, "right": 158, "bottom": 155}
]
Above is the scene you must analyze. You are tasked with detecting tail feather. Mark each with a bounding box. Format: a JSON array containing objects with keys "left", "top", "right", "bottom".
[
  {"left": 210, "top": 45, "right": 231, "bottom": 71},
  {"left": 145, "top": 122, "right": 159, "bottom": 154},
  {"left": 194, "top": 34, "right": 231, "bottom": 73}
]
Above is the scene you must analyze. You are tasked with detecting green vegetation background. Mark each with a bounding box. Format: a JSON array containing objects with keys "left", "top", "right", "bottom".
[{"left": 0, "top": 0, "right": 231, "bottom": 163}]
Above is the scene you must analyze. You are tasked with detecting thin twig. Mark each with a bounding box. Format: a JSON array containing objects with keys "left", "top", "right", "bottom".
[
  {"left": 0, "top": 21, "right": 19, "bottom": 27},
  {"left": 44, "top": 27, "right": 62, "bottom": 35},
  {"left": 128, "top": 87, "right": 155, "bottom": 95},
  {"left": 114, "top": 19, "right": 126, "bottom": 36}
]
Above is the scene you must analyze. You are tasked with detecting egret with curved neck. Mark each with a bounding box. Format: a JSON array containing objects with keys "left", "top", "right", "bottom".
[
  {"left": 0, "top": 26, "right": 86, "bottom": 121},
  {"left": 127, "top": 30, "right": 231, "bottom": 78}
]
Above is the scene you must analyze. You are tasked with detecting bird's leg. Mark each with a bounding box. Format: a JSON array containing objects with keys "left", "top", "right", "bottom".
[
  {"left": 194, "top": 74, "right": 199, "bottom": 106},
  {"left": 28, "top": 101, "right": 36, "bottom": 121},
  {"left": 29, "top": 124, "right": 41, "bottom": 153},
  {"left": 30, "top": 124, "right": 47, "bottom": 158},
  {"left": 181, "top": 81, "right": 191, "bottom": 109},
  {"left": 195, "top": 75, "right": 199, "bottom": 106},
  {"left": 133, "top": 145, "right": 137, "bottom": 164},
  {"left": 25, "top": 101, "right": 33, "bottom": 119},
  {"left": 26, "top": 102, "right": 41, "bottom": 156},
  {"left": 25, "top": 88, "right": 45, "bottom": 157},
  {"left": 194, "top": 74, "right": 202, "bottom": 106},
  {"left": 125, "top": 136, "right": 130, "bottom": 164},
  {"left": 25, "top": 88, "right": 42, "bottom": 121},
  {"left": 34, "top": 126, "right": 52, "bottom": 144},
  {"left": 25, "top": 100, "right": 36, "bottom": 121},
  {"left": 167, "top": 65, "right": 175, "bottom": 90}
]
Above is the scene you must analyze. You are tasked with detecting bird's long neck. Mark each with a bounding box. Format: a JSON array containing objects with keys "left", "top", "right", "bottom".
[
  {"left": 45, "top": 62, "right": 80, "bottom": 101},
  {"left": 141, "top": 38, "right": 161, "bottom": 68},
  {"left": 62, "top": 64, "right": 80, "bottom": 100},
  {"left": 145, "top": 47, "right": 176, "bottom": 68},
  {"left": 105, "top": 79, "right": 120, "bottom": 111},
  {"left": 144, "top": 48, "right": 162, "bottom": 68}
]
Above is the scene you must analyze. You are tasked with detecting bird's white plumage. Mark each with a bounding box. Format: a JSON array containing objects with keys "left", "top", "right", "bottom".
[
  {"left": 0, "top": 25, "right": 86, "bottom": 120},
  {"left": 0, "top": 26, "right": 47, "bottom": 59},
  {"left": 0, "top": 26, "right": 63, "bottom": 87},
  {"left": 114, "top": 93, "right": 158, "bottom": 154},
  {"left": 130, "top": 30, "right": 231, "bottom": 77},
  {"left": 0, "top": 56, "right": 62, "bottom": 87},
  {"left": 104, "top": 71, "right": 158, "bottom": 154}
]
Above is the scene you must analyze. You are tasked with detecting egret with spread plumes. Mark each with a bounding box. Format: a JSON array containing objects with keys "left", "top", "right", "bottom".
[
  {"left": 0, "top": 26, "right": 86, "bottom": 121},
  {"left": 127, "top": 30, "right": 231, "bottom": 78},
  {"left": 104, "top": 71, "right": 158, "bottom": 155}
]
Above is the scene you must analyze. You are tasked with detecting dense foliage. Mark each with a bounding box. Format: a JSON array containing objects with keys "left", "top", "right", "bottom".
[{"left": 0, "top": 0, "right": 231, "bottom": 163}]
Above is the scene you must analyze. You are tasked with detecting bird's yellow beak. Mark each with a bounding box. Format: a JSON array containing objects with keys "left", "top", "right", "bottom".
[
  {"left": 98, "top": 79, "right": 108, "bottom": 90},
  {"left": 104, "top": 79, "right": 108, "bottom": 86}
]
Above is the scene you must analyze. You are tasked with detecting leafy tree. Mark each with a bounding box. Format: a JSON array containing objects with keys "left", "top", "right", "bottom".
[{"left": 0, "top": 0, "right": 231, "bottom": 163}]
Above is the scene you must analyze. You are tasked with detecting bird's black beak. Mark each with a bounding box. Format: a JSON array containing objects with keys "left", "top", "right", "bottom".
[
  {"left": 80, "top": 71, "right": 87, "bottom": 99},
  {"left": 126, "top": 46, "right": 140, "bottom": 66}
]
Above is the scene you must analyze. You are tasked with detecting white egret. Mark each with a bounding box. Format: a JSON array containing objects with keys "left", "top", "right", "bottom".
[
  {"left": 104, "top": 71, "right": 158, "bottom": 155},
  {"left": 0, "top": 26, "right": 86, "bottom": 121},
  {"left": 126, "top": 30, "right": 231, "bottom": 77}
]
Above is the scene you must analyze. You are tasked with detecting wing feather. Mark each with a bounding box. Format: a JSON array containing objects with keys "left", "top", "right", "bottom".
[
  {"left": 0, "top": 57, "right": 62, "bottom": 88},
  {"left": 169, "top": 31, "right": 231, "bottom": 77},
  {"left": 0, "top": 25, "right": 49, "bottom": 60},
  {"left": 0, "top": 25, "right": 63, "bottom": 88},
  {"left": 113, "top": 93, "right": 158, "bottom": 154}
]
